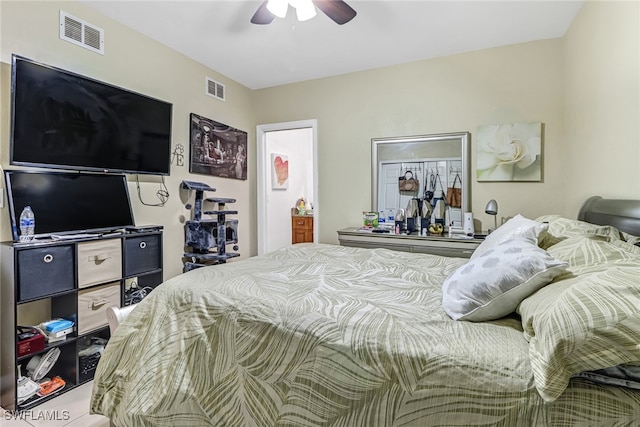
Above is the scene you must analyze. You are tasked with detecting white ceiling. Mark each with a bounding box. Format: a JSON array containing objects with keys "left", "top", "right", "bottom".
[{"left": 80, "top": 0, "right": 584, "bottom": 90}]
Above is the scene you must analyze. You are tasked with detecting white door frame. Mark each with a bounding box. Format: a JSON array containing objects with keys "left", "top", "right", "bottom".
[{"left": 257, "top": 119, "right": 318, "bottom": 255}]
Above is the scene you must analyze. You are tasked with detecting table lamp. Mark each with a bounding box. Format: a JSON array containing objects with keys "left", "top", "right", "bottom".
[{"left": 485, "top": 199, "right": 498, "bottom": 232}]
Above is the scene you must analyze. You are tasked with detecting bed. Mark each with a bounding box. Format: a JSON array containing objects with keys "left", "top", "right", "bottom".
[{"left": 90, "top": 196, "right": 640, "bottom": 426}]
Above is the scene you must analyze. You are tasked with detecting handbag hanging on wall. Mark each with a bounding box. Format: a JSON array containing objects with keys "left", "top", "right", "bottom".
[
  {"left": 431, "top": 172, "right": 445, "bottom": 207},
  {"left": 398, "top": 170, "right": 419, "bottom": 192},
  {"left": 446, "top": 173, "right": 462, "bottom": 208},
  {"left": 425, "top": 172, "right": 436, "bottom": 202}
]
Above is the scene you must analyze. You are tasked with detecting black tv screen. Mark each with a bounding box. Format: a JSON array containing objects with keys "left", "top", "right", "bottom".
[
  {"left": 10, "top": 55, "right": 172, "bottom": 175},
  {"left": 5, "top": 170, "right": 135, "bottom": 241}
]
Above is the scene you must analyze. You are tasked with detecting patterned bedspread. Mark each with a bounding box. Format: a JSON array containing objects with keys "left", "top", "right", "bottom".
[{"left": 90, "top": 243, "right": 640, "bottom": 426}]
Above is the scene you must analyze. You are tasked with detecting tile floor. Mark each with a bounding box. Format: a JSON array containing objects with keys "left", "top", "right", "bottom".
[{"left": 1, "top": 382, "right": 109, "bottom": 427}]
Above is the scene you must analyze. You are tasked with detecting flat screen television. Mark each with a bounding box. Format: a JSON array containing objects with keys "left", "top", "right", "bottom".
[
  {"left": 5, "top": 170, "right": 135, "bottom": 241},
  {"left": 10, "top": 54, "right": 172, "bottom": 175}
]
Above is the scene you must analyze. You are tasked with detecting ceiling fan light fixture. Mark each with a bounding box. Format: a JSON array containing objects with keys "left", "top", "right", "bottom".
[
  {"left": 293, "top": 0, "right": 316, "bottom": 21},
  {"left": 251, "top": 0, "right": 355, "bottom": 25},
  {"left": 266, "top": 0, "right": 288, "bottom": 18}
]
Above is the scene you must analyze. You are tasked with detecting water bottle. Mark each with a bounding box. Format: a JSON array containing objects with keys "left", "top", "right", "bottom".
[{"left": 19, "top": 206, "right": 35, "bottom": 242}]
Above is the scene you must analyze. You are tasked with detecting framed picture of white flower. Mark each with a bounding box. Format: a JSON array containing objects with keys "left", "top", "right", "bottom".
[{"left": 476, "top": 122, "right": 543, "bottom": 182}]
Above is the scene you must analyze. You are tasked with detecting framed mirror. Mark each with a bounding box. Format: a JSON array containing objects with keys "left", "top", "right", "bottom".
[{"left": 372, "top": 131, "right": 471, "bottom": 229}]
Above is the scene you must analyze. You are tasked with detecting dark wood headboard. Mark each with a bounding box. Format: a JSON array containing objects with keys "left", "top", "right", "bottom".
[{"left": 578, "top": 196, "right": 640, "bottom": 236}]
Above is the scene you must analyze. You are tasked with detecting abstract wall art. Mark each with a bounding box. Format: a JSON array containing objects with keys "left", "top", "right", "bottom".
[{"left": 271, "top": 153, "right": 289, "bottom": 190}]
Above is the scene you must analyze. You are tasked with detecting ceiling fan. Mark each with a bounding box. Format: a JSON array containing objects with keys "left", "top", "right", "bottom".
[{"left": 251, "top": 0, "right": 357, "bottom": 25}]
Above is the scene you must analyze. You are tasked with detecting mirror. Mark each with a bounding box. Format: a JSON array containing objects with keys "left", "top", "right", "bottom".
[{"left": 372, "top": 132, "right": 471, "bottom": 230}]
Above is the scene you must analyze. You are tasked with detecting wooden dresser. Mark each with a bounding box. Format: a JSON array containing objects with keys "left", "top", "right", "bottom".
[{"left": 292, "top": 215, "right": 314, "bottom": 244}]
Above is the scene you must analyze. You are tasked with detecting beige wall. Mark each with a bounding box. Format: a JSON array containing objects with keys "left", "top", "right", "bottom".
[
  {"left": 562, "top": 0, "right": 640, "bottom": 214},
  {"left": 254, "top": 0, "right": 640, "bottom": 243},
  {"left": 1, "top": 0, "right": 638, "bottom": 275},
  {"left": 0, "top": 1, "right": 257, "bottom": 279},
  {"left": 253, "top": 39, "right": 566, "bottom": 241}
]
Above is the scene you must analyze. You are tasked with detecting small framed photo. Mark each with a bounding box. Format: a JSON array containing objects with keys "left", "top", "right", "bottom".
[
  {"left": 189, "top": 113, "right": 247, "bottom": 180},
  {"left": 271, "top": 153, "right": 289, "bottom": 190}
]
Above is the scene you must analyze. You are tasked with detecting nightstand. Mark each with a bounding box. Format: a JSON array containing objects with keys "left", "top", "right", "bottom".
[
  {"left": 336, "top": 227, "right": 482, "bottom": 258},
  {"left": 292, "top": 216, "right": 314, "bottom": 244}
]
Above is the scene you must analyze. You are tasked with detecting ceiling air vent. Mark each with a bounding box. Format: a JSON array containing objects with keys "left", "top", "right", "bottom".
[
  {"left": 59, "top": 10, "right": 104, "bottom": 55},
  {"left": 206, "top": 77, "right": 225, "bottom": 101}
]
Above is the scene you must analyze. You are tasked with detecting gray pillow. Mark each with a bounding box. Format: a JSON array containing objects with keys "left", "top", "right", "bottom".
[{"left": 442, "top": 236, "right": 568, "bottom": 322}]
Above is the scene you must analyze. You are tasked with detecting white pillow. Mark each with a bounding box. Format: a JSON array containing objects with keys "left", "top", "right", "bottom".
[
  {"left": 471, "top": 214, "right": 548, "bottom": 260},
  {"left": 442, "top": 236, "right": 568, "bottom": 322}
]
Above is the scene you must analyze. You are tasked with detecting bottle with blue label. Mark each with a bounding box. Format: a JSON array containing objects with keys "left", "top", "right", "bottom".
[{"left": 19, "top": 206, "right": 35, "bottom": 242}]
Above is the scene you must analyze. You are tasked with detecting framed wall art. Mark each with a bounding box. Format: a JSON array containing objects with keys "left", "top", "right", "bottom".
[
  {"left": 271, "top": 153, "right": 289, "bottom": 190},
  {"left": 476, "top": 122, "right": 543, "bottom": 182},
  {"left": 189, "top": 113, "right": 248, "bottom": 180}
]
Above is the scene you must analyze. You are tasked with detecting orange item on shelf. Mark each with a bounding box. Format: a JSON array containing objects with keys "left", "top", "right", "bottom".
[{"left": 38, "top": 376, "right": 66, "bottom": 396}]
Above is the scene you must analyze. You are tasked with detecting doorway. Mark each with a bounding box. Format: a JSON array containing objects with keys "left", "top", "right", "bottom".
[{"left": 256, "top": 120, "right": 318, "bottom": 255}]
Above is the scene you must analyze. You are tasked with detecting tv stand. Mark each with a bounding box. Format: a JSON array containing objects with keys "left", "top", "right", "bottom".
[
  {"left": 50, "top": 233, "right": 101, "bottom": 241},
  {"left": 125, "top": 225, "right": 163, "bottom": 233},
  {"left": 1, "top": 230, "right": 163, "bottom": 410}
]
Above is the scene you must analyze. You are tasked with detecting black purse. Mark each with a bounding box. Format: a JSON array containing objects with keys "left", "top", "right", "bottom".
[
  {"left": 425, "top": 173, "right": 436, "bottom": 202},
  {"left": 430, "top": 173, "right": 444, "bottom": 207}
]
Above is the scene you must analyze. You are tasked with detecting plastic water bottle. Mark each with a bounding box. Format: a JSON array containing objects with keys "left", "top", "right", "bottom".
[{"left": 19, "top": 206, "right": 35, "bottom": 242}]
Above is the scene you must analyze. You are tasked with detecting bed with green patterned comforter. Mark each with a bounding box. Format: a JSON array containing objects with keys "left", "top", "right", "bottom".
[{"left": 91, "top": 220, "right": 640, "bottom": 426}]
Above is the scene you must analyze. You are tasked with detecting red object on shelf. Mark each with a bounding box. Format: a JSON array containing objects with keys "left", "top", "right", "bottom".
[{"left": 16, "top": 327, "right": 45, "bottom": 357}]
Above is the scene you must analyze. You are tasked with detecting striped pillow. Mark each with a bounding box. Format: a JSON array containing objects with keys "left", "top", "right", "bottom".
[
  {"left": 535, "top": 215, "right": 623, "bottom": 244},
  {"left": 517, "top": 236, "right": 640, "bottom": 402}
]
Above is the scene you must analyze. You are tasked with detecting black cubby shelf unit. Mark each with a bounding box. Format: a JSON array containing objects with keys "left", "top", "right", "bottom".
[{"left": 0, "top": 229, "right": 163, "bottom": 410}]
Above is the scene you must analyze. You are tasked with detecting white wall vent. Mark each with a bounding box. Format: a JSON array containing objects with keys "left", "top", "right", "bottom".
[
  {"left": 206, "top": 77, "right": 225, "bottom": 101},
  {"left": 59, "top": 10, "right": 104, "bottom": 55}
]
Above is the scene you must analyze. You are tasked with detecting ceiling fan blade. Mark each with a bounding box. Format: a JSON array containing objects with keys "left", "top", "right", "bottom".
[
  {"left": 312, "top": 0, "right": 357, "bottom": 25},
  {"left": 251, "top": 1, "right": 276, "bottom": 25}
]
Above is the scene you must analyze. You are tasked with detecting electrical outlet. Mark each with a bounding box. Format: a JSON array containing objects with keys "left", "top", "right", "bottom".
[{"left": 125, "top": 277, "right": 138, "bottom": 290}]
